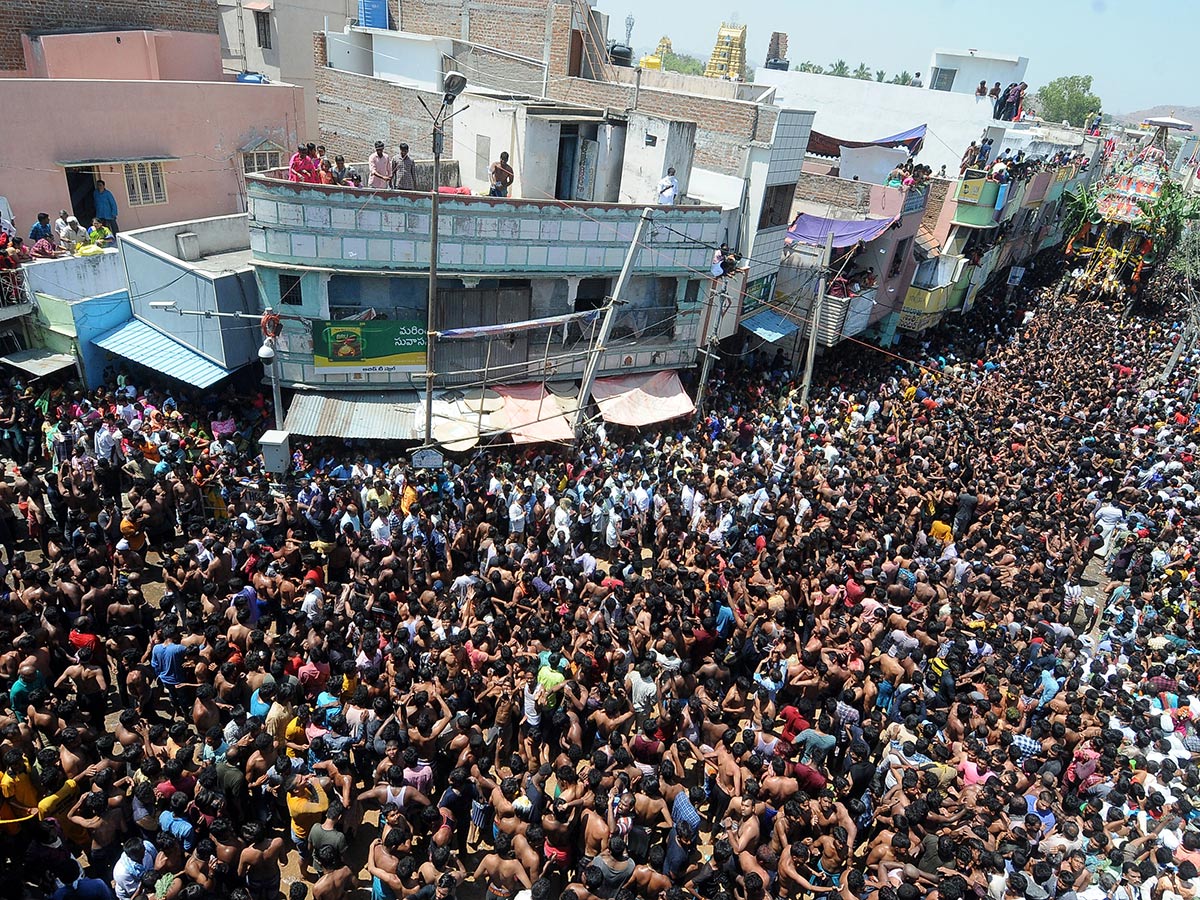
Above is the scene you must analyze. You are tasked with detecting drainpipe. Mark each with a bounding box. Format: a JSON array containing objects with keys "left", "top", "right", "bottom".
[{"left": 632, "top": 67, "right": 641, "bottom": 110}]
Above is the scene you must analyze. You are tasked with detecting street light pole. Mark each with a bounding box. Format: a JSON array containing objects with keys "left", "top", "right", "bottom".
[
  {"left": 694, "top": 278, "right": 728, "bottom": 419},
  {"left": 419, "top": 71, "right": 468, "bottom": 447},
  {"left": 425, "top": 124, "right": 442, "bottom": 446},
  {"left": 268, "top": 342, "right": 284, "bottom": 430}
]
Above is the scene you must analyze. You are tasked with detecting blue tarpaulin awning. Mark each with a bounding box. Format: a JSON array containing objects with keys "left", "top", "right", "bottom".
[
  {"left": 742, "top": 309, "right": 800, "bottom": 343},
  {"left": 93, "top": 319, "right": 237, "bottom": 389},
  {"left": 786, "top": 213, "right": 897, "bottom": 248},
  {"left": 805, "top": 124, "right": 927, "bottom": 158}
]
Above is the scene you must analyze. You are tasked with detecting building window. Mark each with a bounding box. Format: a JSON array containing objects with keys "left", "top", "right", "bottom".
[
  {"left": 889, "top": 237, "right": 912, "bottom": 277},
  {"left": 242, "top": 149, "right": 282, "bottom": 175},
  {"left": 278, "top": 273, "right": 303, "bottom": 306},
  {"left": 930, "top": 66, "right": 957, "bottom": 92},
  {"left": 123, "top": 162, "right": 167, "bottom": 206},
  {"left": 254, "top": 10, "right": 272, "bottom": 49},
  {"left": 757, "top": 182, "right": 796, "bottom": 231}
]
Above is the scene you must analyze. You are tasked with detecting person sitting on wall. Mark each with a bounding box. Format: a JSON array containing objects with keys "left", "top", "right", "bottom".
[
  {"left": 88, "top": 220, "right": 114, "bottom": 246},
  {"left": 711, "top": 244, "right": 741, "bottom": 277}
]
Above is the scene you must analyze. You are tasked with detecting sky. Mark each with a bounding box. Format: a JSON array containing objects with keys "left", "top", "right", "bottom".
[{"left": 594, "top": 0, "right": 1194, "bottom": 115}]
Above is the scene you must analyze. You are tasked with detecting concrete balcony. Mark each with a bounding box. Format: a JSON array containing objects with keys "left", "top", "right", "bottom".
[
  {"left": 897, "top": 283, "right": 950, "bottom": 332},
  {"left": 953, "top": 170, "right": 1001, "bottom": 227},
  {"left": 246, "top": 172, "right": 722, "bottom": 276}
]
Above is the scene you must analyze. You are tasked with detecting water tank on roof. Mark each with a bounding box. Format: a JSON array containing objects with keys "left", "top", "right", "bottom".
[
  {"left": 608, "top": 42, "right": 634, "bottom": 68},
  {"left": 236, "top": 71, "right": 270, "bottom": 83},
  {"left": 764, "top": 57, "right": 789, "bottom": 71},
  {"left": 358, "top": 0, "right": 388, "bottom": 28}
]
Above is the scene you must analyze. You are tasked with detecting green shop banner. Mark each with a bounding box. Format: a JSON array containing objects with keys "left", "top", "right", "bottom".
[{"left": 313, "top": 319, "right": 426, "bottom": 372}]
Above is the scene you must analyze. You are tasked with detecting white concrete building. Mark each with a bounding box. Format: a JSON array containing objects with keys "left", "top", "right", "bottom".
[
  {"left": 752, "top": 66, "right": 1080, "bottom": 179},
  {"left": 926, "top": 50, "right": 1028, "bottom": 95},
  {"left": 753, "top": 67, "right": 998, "bottom": 176},
  {"left": 218, "top": 0, "right": 352, "bottom": 134}
]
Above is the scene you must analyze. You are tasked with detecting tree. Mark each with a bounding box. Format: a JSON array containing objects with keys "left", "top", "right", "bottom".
[
  {"left": 852, "top": 63, "right": 872, "bottom": 80},
  {"left": 660, "top": 51, "right": 705, "bottom": 76},
  {"left": 1168, "top": 226, "right": 1200, "bottom": 283},
  {"left": 890, "top": 71, "right": 913, "bottom": 85},
  {"left": 827, "top": 60, "right": 850, "bottom": 78},
  {"left": 795, "top": 60, "right": 823, "bottom": 74},
  {"left": 1035, "top": 74, "right": 1102, "bottom": 127},
  {"left": 875, "top": 69, "right": 886, "bottom": 82},
  {"left": 1138, "top": 179, "right": 1200, "bottom": 252},
  {"left": 1063, "top": 183, "right": 1102, "bottom": 238}
]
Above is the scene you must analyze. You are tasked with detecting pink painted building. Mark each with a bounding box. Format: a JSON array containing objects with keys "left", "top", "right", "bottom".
[{"left": 0, "top": 30, "right": 305, "bottom": 233}]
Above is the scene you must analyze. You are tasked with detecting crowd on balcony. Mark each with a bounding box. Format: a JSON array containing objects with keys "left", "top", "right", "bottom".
[
  {"left": 885, "top": 161, "right": 934, "bottom": 191},
  {"left": 3, "top": 245, "right": 1200, "bottom": 900},
  {"left": 960, "top": 140, "right": 1091, "bottom": 184},
  {"left": 284, "top": 140, "right": 515, "bottom": 198},
  {"left": 0, "top": 205, "right": 118, "bottom": 266}
]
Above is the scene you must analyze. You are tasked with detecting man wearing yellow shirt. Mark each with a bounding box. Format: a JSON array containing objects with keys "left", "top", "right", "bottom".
[
  {"left": 285, "top": 773, "right": 328, "bottom": 879},
  {"left": 38, "top": 768, "right": 90, "bottom": 847},
  {"left": 366, "top": 479, "right": 393, "bottom": 511},
  {"left": 929, "top": 520, "right": 953, "bottom": 544},
  {"left": 1, "top": 749, "right": 38, "bottom": 834},
  {"left": 285, "top": 706, "right": 312, "bottom": 760}
]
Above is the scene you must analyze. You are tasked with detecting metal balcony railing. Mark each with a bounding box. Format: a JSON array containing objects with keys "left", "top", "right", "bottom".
[{"left": 0, "top": 269, "right": 32, "bottom": 308}]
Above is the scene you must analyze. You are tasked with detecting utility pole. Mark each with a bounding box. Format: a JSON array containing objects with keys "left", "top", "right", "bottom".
[
  {"left": 574, "top": 206, "right": 653, "bottom": 436},
  {"left": 694, "top": 278, "right": 728, "bottom": 419},
  {"left": 800, "top": 231, "right": 834, "bottom": 406}
]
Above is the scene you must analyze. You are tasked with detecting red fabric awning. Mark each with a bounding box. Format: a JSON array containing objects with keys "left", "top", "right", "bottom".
[
  {"left": 592, "top": 371, "right": 695, "bottom": 426},
  {"left": 491, "top": 383, "right": 576, "bottom": 443}
]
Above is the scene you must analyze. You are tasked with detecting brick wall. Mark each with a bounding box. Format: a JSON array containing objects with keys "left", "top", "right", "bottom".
[
  {"left": 754, "top": 104, "right": 779, "bottom": 143},
  {"left": 922, "top": 178, "right": 950, "bottom": 232},
  {"left": 314, "top": 33, "right": 454, "bottom": 164},
  {"left": 0, "top": 0, "right": 218, "bottom": 71},
  {"left": 547, "top": 3, "right": 572, "bottom": 76},
  {"left": 794, "top": 173, "right": 874, "bottom": 214},
  {"left": 397, "top": 0, "right": 555, "bottom": 63},
  {"left": 694, "top": 129, "right": 752, "bottom": 176}
]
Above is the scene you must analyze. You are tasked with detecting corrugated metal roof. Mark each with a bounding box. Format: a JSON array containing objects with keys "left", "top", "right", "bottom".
[
  {"left": 93, "top": 319, "right": 235, "bottom": 389},
  {"left": 285, "top": 391, "right": 419, "bottom": 441},
  {"left": 0, "top": 348, "right": 77, "bottom": 378},
  {"left": 742, "top": 308, "right": 800, "bottom": 343}
]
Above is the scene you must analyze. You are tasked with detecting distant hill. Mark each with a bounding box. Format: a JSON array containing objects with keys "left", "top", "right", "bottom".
[{"left": 1114, "top": 105, "right": 1200, "bottom": 129}]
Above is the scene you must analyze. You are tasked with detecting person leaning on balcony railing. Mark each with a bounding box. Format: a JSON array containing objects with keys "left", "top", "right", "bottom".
[{"left": 289, "top": 144, "right": 315, "bottom": 183}]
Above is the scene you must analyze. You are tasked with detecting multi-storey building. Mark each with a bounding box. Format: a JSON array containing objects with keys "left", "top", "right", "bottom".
[{"left": 0, "top": 0, "right": 305, "bottom": 231}]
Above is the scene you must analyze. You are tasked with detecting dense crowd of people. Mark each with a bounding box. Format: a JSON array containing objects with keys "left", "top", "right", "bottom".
[
  {"left": 2, "top": 252, "right": 1200, "bottom": 900},
  {"left": 959, "top": 140, "right": 1090, "bottom": 182}
]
